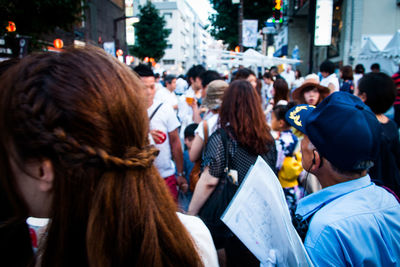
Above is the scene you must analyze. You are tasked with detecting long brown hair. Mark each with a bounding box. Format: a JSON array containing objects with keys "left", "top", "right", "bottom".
[
  {"left": 273, "top": 79, "right": 289, "bottom": 105},
  {"left": 219, "top": 80, "right": 273, "bottom": 154},
  {"left": 0, "top": 46, "right": 202, "bottom": 266}
]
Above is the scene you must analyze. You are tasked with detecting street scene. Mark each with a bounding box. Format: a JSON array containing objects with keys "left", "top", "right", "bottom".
[{"left": 0, "top": 0, "right": 400, "bottom": 266}]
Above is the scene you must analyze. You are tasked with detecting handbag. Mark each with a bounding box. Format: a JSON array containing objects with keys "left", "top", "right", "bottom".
[
  {"left": 198, "top": 128, "right": 239, "bottom": 242},
  {"left": 189, "top": 120, "right": 208, "bottom": 192}
]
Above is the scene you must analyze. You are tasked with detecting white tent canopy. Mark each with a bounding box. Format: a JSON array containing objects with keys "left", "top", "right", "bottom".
[
  {"left": 356, "top": 32, "right": 399, "bottom": 75},
  {"left": 383, "top": 30, "right": 400, "bottom": 64},
  {"left": 206, "top": 48, "right": 301, "bottom": 74}
]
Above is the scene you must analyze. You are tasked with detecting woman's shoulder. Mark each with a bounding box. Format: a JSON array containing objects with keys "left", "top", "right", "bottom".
[{"left": 176, "top": 213, "right": 219, "bottom": 267}]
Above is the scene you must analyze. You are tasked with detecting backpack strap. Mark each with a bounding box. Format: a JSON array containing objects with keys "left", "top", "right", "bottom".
[
  {"left": 203, "top": 120, "right": 209, "bottom": 145},
  {"left": 149, "top": 103, "right": 163, "bottom": 121},
  {"left": 218, "top": 128, "right": 230, "bottom": 173}
]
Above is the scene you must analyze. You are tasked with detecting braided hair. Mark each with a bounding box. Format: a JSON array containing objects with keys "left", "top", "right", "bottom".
[{"left": 0, "top": 46, "right": 203, "bottom": 267}]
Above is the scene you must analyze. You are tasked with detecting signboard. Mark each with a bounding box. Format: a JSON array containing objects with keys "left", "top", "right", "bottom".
[
  {"left": 274, "top": 26, "right": 288, "bottom": 57},
  {"left": 243, "top": 20, "right": 258, "bottom": 48},
  {"left": 103, "top": 42, "right": 116, "bottom": 57},
  {"left": 314, "top": 0, "right": 333, "bottom": 46}
]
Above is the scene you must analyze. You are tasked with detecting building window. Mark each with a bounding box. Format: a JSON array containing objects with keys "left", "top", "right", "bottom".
[
  {"left": 163, "top": 59, "right": 175, "bottom": 65},
  {"left": 164, "top": 12, "right": 172, "bottom": 19}
]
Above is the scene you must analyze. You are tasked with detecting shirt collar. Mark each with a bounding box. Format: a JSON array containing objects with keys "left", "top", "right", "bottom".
[{"left": 296, "top": 175, "right": 373, "bottom": 220}]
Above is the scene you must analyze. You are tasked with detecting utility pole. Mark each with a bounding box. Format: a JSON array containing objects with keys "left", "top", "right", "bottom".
[{"left": 238, "top": 0, "right": 243, "bottom": 52}]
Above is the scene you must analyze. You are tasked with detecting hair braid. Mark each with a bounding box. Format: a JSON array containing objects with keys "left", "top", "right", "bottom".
[{"left": 53, "top": 128, "right": 159, "bottom": 169}]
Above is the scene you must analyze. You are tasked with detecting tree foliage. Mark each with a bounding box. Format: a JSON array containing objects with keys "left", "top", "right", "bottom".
[
  {"left": 130, "top": 2, "right": 171, "bottom": 62},
  {"left": 209, "top": 0, "right": 273, "bottom": 50},
  {"left": 0, "top": 0, "right": 84, "bottom": 38}
]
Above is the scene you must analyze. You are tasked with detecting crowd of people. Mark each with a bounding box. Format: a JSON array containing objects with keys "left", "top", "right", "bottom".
[{"left": 0, "top": 46, "right": 399, "bottom": 267}]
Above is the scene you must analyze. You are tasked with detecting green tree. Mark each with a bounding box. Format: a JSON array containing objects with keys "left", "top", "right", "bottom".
[
  {"left": 209, "top": 0, "right": 273, "bottom": 50},
  {"left": 0, "top": 0, "right": 84, "bottom": 38},
  {"left": 130, "top": 2, "right": 171, "bottom": 62}
]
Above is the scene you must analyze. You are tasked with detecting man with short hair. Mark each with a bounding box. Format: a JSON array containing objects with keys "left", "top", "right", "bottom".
[
  {"left": 286, "top": 92, "right": 400, "bottom": 266},
  {"left": 319, "top": 60, "right": 339, "bottom": 92},
  {"left": 280, "top": 64, "right": 296, "bottom": 89},
  {"left": 155, "top": 74, "right": 178, "bottom": 111},
  {"left": 133, "top": 64, "right": 187, "bottom": 201},
  {"left": 178, "top": 65, "right": 206, "bottom": 138},
  {"left": 371, "top": 63, "right": 381, "bottom": 73}
]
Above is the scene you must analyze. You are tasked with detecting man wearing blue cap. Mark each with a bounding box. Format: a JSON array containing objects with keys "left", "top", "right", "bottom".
[{"left": 286, "top": 92, "right": 400, "bottom": 266}]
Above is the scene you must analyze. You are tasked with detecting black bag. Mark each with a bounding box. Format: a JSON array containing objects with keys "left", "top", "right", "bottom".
[{"left": 198, "top": 128, "right": 237, "bottom": 242}]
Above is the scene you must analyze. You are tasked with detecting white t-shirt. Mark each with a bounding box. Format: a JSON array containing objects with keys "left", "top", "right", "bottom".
[
  {"left": 177, "top": 87, "right": 196, "bottom": 139},
  {"left": 155, "top": 87, "right": 178, "bottom": 110},
  {"left": 177, "top": 212, "right": 219, "bottom": 267},
  {"left": 281, "top": 70, "right": 296, "bottom": 89},
  {"left": 148, "top": 100, "right": 180, "bottom": 178},
  {"left": 195, "top": 113, "right": 219, "bottom": 141},
  {"left": 320, "top": 73, "right": 339, "bottom": 92}
]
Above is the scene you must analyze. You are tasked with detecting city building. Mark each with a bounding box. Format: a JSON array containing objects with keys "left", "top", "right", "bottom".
[
  {"left": 283, "top": 0, "right": 400, "bottom": 74},
  {"left": 134, "top": 0, "right": 214, "bottom": 74}
]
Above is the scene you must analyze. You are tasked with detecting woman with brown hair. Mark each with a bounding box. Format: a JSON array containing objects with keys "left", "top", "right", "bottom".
[
  {"left": 265, "top": 79, "right": 290, "bottom": 124},
  {"left": 188, "top": 80, "right": 277, "bottom": 267},
  {"left": 0, "top": 47, "right": 217, "bottom": 266}
]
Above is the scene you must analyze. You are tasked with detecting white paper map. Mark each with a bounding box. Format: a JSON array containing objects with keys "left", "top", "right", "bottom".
[{"left": 221, "top": 156, "right": 313, "bottom": 266}]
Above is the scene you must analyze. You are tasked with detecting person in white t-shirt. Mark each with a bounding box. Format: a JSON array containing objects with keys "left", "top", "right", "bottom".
[
  {"left": 280, "top": 64, "right": 296, "bottom": 89},
  {"left": 133, "top": 64, "right": 187, "bottom": 201},
  {"left": 319, "top": 60, "right": 339, "bottom": 93},
  {"left": 154, "top": 74, "right": 178, "bottom": 111},
  {"left": 189, "top": 80, "right": 229, "bottom": 163},
  {"left": 178, "top": 65, "right": 206, "bottom": 139}
]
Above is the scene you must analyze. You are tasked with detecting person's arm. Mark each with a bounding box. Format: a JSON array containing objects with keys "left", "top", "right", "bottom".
[
  {"left": 189, "top": 134, "right": 204, "bottom": 162},
  {"left": 169, "top": 128, "right": 187, "bottom": 192},
  {"left": 328, "top": 83, "right": 336, "bottom": 93},
  {"left": 187, "top": 167, "right": 219, "bottom": 215},
  {"left": 191, "top": 98, "right": 202, "bottom": 123}
]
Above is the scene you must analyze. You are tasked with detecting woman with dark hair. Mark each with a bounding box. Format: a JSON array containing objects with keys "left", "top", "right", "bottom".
[
  {"left": 265, "top": 79, "right": 290, "bottom": 124},
  {"left": 0, "top": 47, "right": 217, "bottom": 266},
  {"left": 233, "top": 68, "right": 257, "bottom": 89},
  {"left": 354, "top": 63, "right": 365, "bottom": 88},
  {"left": 188, "top": 80, "right": 277, "bottom": 266},
  {"left": 340, "top": 65, "right": 354, "bottom": 94}
]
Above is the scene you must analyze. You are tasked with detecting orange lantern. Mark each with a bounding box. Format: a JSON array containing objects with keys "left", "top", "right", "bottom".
[
  {"left": 144, "top": 57, "right": 149, "bottom": 63},
  {"left": 116, "top": 49, "right": 123, "bottom": 57},
  {"left": 53, "top": 39, "right": 64, "bottom": 49},
  {"left": 235, "top": 46, "right": 240, "bottom": 53},
  {"left": 6, "top": 21, "right": 16, "bottom": 32}
]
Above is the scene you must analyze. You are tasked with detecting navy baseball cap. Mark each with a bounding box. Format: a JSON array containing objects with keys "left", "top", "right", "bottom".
[{"left": 285, "top": 92, "right": 381, "bottom": 171}]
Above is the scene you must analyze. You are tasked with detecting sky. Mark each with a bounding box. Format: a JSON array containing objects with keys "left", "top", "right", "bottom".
[{"left": 186, "top": 0, "right": 215, "bottom": 24}]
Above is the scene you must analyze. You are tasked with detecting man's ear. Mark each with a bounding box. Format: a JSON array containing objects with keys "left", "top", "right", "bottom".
[
  {"left": 37, "top": 159, "right": 54, "bottom": 192},
  {"left": 311, "top": 150, "right": 322, "bottom": 172},
  {"left": 359, "top": 92, "right": 367, "bottom": 102}
]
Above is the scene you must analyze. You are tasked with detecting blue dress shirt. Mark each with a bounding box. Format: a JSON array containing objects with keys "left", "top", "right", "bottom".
[{"left": 296, "top": 175, "right": 400, "bottom": 266}]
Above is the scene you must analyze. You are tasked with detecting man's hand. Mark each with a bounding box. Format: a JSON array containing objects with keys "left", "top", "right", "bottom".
[
  {"left": 150, "top": 129, "right": 166, "bottom": 144},
  {"left": 177, "top": 175, "right": 188, "bottom": 193}
]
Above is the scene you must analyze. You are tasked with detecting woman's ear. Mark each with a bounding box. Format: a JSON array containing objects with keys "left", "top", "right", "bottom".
[{"left": 38, "top": 159, "right": 54, "bottom": 192}]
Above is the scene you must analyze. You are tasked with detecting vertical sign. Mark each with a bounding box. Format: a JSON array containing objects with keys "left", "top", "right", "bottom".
[
  {"left": 314, "top": 0, "right": 333, "bottom": 46},
  {"left": 243, "top": 20, "right": 258, "bottom": 48}
]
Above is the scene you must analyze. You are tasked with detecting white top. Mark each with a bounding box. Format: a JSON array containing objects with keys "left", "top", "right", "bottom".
[
  {"left": 148, "top": 100, "right": 180, "bottom": 178},
  {"left": 353, "top": 73, "right": 363, "bottom": 88},
  {"left": 320, "top": 73, "right": 339, "bottom": 92},
  {"left": 280, "top": 70, "right": 296, "bottom": 89},
  {"left": 155, "top": 87, "right": 178, "bottom": 110},
  {"left": 177, "top": 87, "right": 196, "bottom": 139},
  {"left": 177, "top": 212, "right": 219, "bottom": 267},
  {"left": 175, "top": 77, "right": 188, "bottom": 95},
  {"left": 195, "top": 113, "right": 219, "bottom": 141}
]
